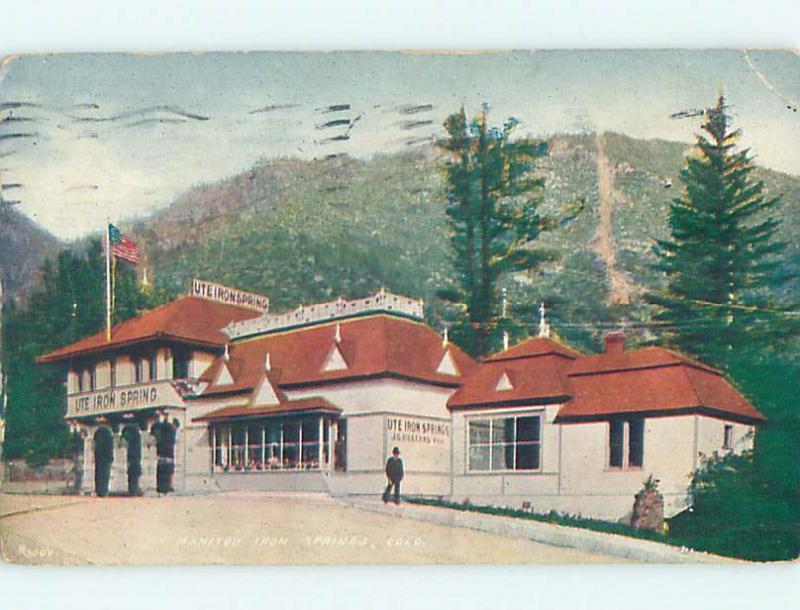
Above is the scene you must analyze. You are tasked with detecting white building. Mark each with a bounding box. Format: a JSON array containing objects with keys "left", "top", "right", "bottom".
[{"left": 40, "top": 281, "right": 763, "bottom": 520}]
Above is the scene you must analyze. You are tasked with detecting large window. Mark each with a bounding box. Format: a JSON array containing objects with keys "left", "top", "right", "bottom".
[
  {"left": 468, "top": 414, "right": 541, "bottom": 472},
  {"left": 608, "top": 418, "right": 645, "bottom": 469},
  {"left": 109, "top": 359, "right": 117, "bottom": 388},
  {"left": 213, "top": 416, "right": 333, "bottom": 472}
]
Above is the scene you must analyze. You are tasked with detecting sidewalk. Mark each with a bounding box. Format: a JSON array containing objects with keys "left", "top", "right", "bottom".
[{"left": 345, "top": 497, "right": 735, "bottom": 564}]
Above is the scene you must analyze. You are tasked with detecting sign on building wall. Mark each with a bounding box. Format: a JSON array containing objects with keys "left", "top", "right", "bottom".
[
  {"left": 191, "top": 279, "right": 270, "bottom": 312},
  {"left": 385, "top": 415, "right": 450, "bottom": 473},
  {"left": 66, "top": 381, "right": 184, "bottom": 418}
]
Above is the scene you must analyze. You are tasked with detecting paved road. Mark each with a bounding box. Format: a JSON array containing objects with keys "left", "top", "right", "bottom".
[{"left": 0, "top": 492, "right": 625, "bottom": 565}]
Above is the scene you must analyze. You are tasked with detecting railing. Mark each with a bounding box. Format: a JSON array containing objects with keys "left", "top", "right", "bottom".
[{"left": 224, "top": 290, "right": 425, "bottom": 339}]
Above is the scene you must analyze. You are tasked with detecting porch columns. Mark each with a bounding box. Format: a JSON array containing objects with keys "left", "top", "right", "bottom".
[
  {"left": 227, "top": 427, "right": 232, "bottom": 468},
  {"left": 318, "top": 416, "right": 324, "bottom": 468},
  {"left": 211, "top": 427, "right": 217, "bottom": 472},
  {"left": 261, "top": 427, "right": 266, "bottom": 466},
  {"left": 244, "top": 426, "right": 249, "bottom": 466},
  {"left": 327, "top": 418, "right": 334, "bottom": 471},
  {"left": 81, "top": 428, "right": 95, "bottom": 494}
]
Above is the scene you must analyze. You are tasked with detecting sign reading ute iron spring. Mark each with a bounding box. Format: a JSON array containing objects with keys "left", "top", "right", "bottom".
[
  {"left": 191, "top": 279, "right": 270, "bottom": 312},
  {"left": 67, "top": 381, "right": 183, "bottom": 418},
  {"left": 387, "top": 416, "right": 450, "bottom": 445}
]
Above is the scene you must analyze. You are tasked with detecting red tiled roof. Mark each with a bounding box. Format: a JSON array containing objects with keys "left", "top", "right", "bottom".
[
  {"left": 38, "top": 296, "right": 261, "bottom": 363},
  {"left": 485, "top": 336, "right": 581, "bottom": 362},
  {"left": 447, "top": 337, "right": 764, "bottom": 423},
  {"left": 558, "top": 356, "right": 764, "bottom": 423},
  {"left": 198, "top": 314, "right": 477, "bottom": 396},
  {"left": 193, "top": 396, "right": 341, "bottom": 422},
  {"left": 567, "top": 346, "right": 720, "bottom": 376},
  {"left": 448, "top": 336, "right": 577, "bottom": 409}
]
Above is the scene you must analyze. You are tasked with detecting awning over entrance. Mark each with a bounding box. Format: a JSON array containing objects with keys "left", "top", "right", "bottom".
[{"left": 194, "top": 397, "right": 341, "bottom": 423}]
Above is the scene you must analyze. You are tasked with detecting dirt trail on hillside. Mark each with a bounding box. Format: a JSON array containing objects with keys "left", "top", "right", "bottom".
[{"left": 594, "top": 133, "right": 633, "bottom": 305}]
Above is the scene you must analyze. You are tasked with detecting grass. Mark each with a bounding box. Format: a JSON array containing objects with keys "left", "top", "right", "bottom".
[{"left": 404, "top": 496, "right": 702, "bottom": 551}]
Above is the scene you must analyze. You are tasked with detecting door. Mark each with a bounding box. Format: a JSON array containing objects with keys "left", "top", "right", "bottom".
[{"left": 93, "top": 427, "right": 114, "bottom": 497}]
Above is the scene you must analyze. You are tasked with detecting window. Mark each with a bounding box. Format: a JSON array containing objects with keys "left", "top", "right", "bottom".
[
  {"left": 723, "top": 424, "right": 733, "bottom": 450},
  {"left": 89, "top": 366, "right": 96, "bottom": 391},
  {"left": 628, "top": 418, "right": 644, "bottom": 467},
  {"left": 609, "top": 420, "right": 624, "bottom": 468},
  {"left": 109, "top": 359, "right": 117, "bottom": 388},
  {"left": 149, "top": 354, "right": 158, "bottom": 381},
  {"left": 467, "top": 415, "right": 541, "bottom": 472},
  {"left": 76, "top": 369, "right": 84, "bottom": 393},
  {"left": 608, "top": 417, "right": 645, "bottom": 469},
  {"left": 214, "top": 417, "right": 333, "bottom": 473},
  {"left": 134, "top": 358, "right": 144, "bottom": 384},
  {"left": 172, "top": 346, "right": 190, "bottom": 379}
]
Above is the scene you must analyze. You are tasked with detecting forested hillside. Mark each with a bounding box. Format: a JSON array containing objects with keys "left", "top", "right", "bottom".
[
  {"left": 4, "top": 132, "right": 799, "bottom": 350},
  {"left": 121, "top": 133, "right": 800, "bottom": 351}
]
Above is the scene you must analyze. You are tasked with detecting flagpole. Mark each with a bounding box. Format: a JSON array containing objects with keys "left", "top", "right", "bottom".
[{"left": 105, "top": 222, "right": 112, "bottom": 342}]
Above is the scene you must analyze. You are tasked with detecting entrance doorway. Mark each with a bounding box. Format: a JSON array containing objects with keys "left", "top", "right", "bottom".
[
  {"left": 121, "top": 425, "right": 142, "bottom": 496},
  {"left": 151, "top": 420, "right": 176, "bottom": 493},
  {"left": 93, "top": 427, "right": 114, "bottom": 497}
]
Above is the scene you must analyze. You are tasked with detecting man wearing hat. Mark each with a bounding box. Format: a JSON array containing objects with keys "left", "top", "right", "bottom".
[{"left": 383, "top": 446, "right": 404, "bottom": 504}]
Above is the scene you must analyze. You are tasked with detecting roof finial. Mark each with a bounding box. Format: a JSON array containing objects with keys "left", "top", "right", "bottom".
[
  {"left": 442, "top": 326, "right": 449, "bottom": 347},
  {"left": 334, "top": 322, "right": 342, "bottom": 343},
  {"left": 141, "top": 267, "right": 151, "bottom": 289},
  {"left": 264, "top": 352, "right": 271, "bottom": 371},
  {"left": 224, "top": 344, "right": 230, "bottom": 361},
  {"left": 538, "top": 302, "right": 551, "bottom": 338},
  {"left": 503, "top": 331, "right": 509, "bottom": 351}
]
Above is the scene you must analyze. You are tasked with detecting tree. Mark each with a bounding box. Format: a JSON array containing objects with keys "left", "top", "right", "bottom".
[
  {"left": 438, "top": 106, "right": 569, "bottom": 357},
  {"left": 2, "top": 241, "right": 170, "bottom": 466},
  {"left": 648, "top": 96, "right": 800, "bottom": 561},
  {"left": 647, "top": 95, "right": 795, "bottom": 362}
]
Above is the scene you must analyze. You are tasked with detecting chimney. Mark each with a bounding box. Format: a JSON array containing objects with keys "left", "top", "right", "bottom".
[{"left": 604, "top": 331, "right": 626, "bottom": 354}]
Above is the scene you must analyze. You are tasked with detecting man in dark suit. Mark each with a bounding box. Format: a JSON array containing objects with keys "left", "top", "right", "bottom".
[{"left": 383, "top": 446, "right": 404, "bottom": 504}]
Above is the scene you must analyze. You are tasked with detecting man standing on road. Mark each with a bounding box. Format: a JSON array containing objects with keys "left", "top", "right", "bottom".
[{"left": 383, "top": 446, "right": 404, "bottom": 504}]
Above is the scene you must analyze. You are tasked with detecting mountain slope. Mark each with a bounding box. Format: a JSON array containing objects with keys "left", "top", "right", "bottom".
[
  {"left": 0, "top": 206, "right": 62, "bottom": 302},
  {"left": 8, "top": 132, "right": 798, "bottom": 350}
]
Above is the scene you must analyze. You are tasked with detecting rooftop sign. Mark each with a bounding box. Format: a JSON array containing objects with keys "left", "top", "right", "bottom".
[
  {"left": 225, "top": 289, "right": 424, "bottom": 339},
  {"left": 191, "top": 279, "right": 269, "bottom": 312}
]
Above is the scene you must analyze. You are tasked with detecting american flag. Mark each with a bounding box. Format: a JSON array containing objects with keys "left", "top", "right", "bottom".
[{"left": 107, "top": 223, "right": 140, "bottom": 265}]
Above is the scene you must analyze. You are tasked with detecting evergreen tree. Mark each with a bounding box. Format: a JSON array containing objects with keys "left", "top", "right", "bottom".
[
  {"left": 2, "top": 240, "right": 169, "bottom": 466},
  {"left": 648, "top": 95, "right": 795, "bottom": 362},
  {"left": 438, "top": 106, "right": 567, "bottom": 357}
]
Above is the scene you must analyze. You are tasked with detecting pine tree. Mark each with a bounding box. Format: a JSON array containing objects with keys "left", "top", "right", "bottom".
[
  {"left": 438, "top": 106, "right": 565, "bottom": 357},
  {"left": 647, "top": 95, "right": 795, "bottom": 362}
]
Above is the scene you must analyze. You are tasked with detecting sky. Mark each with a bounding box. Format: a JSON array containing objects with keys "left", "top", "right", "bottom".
[{"left": 1, "top": 49, "right": 799, "bottom": 240}]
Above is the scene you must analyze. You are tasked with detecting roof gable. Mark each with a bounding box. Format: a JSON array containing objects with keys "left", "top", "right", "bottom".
[
  {"left": 436, "top": 349, "right": 460, "bottom": 376},
  {"left": 495, "top": 371, "right": 514, "bottom": 391},
  {"left": 250, "top": 374, "right": 282, "bottom": 406},
  {"left": 214, "top": 361, "right": 235, "bottom": 386},
  {"left": 321, "top": 343, "right": 349, "bottom": 372}
]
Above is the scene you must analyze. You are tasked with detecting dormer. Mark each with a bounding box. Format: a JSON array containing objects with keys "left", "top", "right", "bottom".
[{"left": 436, "top": 348, "right": 460, "bottom": 376}]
